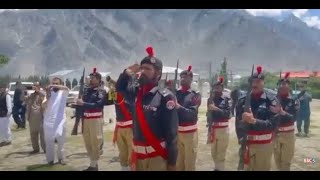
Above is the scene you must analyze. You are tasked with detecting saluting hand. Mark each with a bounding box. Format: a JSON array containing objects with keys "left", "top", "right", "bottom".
[
  {"left": 242, "top": 108, "right": 256, "bottom": 124},
  {"left": 125, "top": 64, "right": 140, "bottom": 75}
]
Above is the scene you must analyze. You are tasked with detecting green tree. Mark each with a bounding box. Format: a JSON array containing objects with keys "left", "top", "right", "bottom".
[{"left": 0, "top": 54, "right": 10, "bottom": 67}]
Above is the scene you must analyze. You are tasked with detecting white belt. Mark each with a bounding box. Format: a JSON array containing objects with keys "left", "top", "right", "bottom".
[
  {"left": 178, "top": 124, "right": 197, "bottom": 131},
  {"left": 116, "top": 120, "right": 133, "bottom": 126},
  {"left": 84, "top": 112, "right": 103, "bottom": 117},
  {"left": 213, "top": 122, "right": 228, "bottom": 127},
  {"left": 134, "top": 141, "right": 166, "bottom": 154},
  {"left": 278, "top": 125, "right": 295, "bottom": 132},
  {"left": 247, "top": 133, "right": 273, "bottom": 141}
]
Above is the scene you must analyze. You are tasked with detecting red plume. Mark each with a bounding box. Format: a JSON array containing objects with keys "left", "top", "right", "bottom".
[
  {"left": 188, "top": 65, "right": 192, "bottom": 71},
  {"left": 219, "top": 76, "right": 224, "bottom": 83},
  {"left": 257, "top": 66, "right": 262, "bottom": 74},
  {"left": 284, "top": 72, "right": 290, "bottom": 79},
  {"left": 146, "top": 46, "right": 154, "bottom": 57},
  {"left": 93, "top": 67, "right": 97, "bottom": 73}
]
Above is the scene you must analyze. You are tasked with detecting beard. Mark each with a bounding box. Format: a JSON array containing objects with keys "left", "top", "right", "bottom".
[{"left": 138, "top": 73, "right": 155, "bottom": 86}]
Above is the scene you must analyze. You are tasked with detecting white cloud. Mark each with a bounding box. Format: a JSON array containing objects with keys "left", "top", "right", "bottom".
[
  {"left": 303, "top": 16, "right": 320, "bottom": 29},
  {"left": 292, "top": 9, "right": 308, "bottom": 18},
  {"left": 245, "top": 9, "right": 291, "bottom": 17}
]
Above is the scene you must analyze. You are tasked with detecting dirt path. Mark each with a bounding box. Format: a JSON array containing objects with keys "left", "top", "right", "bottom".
[{"left": 0, "top": 100, "right": 319, "bottom": 171}]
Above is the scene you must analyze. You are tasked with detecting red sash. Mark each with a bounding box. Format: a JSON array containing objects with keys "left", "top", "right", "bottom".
[
  {"left": 112, "top": 93, "right": 132, "bottom": 144},
  {"left": 130, "top": 88, "right": 168, "bottom": 170}
]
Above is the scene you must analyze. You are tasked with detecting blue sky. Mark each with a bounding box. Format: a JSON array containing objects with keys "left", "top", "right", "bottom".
[{"left": 245, "top": 9, "right": 320, "bottom": 29}]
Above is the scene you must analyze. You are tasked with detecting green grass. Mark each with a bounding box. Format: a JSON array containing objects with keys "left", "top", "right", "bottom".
[{"left": 26, "top": 164, "right": 75, "bottom": 171}]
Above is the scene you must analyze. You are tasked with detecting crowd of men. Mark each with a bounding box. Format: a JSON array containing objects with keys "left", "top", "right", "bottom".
[{"left": 0, "top": 46, "right": 313, "bottom": 171}]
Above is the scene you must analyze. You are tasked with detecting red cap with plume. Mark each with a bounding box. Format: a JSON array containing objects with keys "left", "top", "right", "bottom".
[
  {"left": 284, "top": 72, "right": 290, "bottom": 79},
  {"left": 89, "top": 67, "right": 102, "bottom": 80},
  {"left": 188, "top": 65, "right": 192, "bottom": 72},
  {"left": 219, "top": 76, "right": 224, "bottom": 84},
  {"left": 257, "top": 66, "right": 262, "bottom": 74},
  {"left": 146, "top": 46, "right": 154, "bottom": 57},
  {"left": 180, "top": 65, "right": 193, "bottom": 77}
]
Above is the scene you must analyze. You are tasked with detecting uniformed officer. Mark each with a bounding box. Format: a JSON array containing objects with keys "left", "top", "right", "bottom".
[
  {"left": 106, "top": 76, "right": 134, "bottom": 171},
  {"left": 73, "top": 68, "right": 107, "bottom": 171},
  {"left": 175, "top": 66, "right": 201, "bottom": 171},
  {"left": 207, "top": 77, "right": 231, "bottom": 171},
  {"left": 274, "top": 72, "right": 299, "bottom": 171},
  {"left": 116, "top": 46, "right": 178, "bottom": 171},
  {"left": 235, "top": 66, "right": 280, "bottom": 171}
]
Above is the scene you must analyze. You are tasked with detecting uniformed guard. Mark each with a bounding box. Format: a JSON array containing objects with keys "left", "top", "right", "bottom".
[
  {"left": 235, "top": 66, "right": 280, "bottom": 171},
  {"left": 73, "top": 68, "right": 107, "bottom": 171},
  {"left": 207, "top": 77, "right": 231, "bottom": 171},
  {"left": 106, "top": 76, "right": 133, "bottom": 171},
  {"left": 274, "top": 72, "right": 299, "bottom": 171},
  {"left": 175, "top": 65, "right": 201, "bottom": 171},
  {"left": 116, "top": 46, "right": 178, "bottom": 171}
]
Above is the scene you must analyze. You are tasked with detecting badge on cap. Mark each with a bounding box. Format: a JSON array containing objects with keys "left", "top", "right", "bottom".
[
  {"left": 150, "top": 57, "right": 156, "bottom": 63},
  {"left": 166, "top": 100, "right": 175, "bottom": 110}
]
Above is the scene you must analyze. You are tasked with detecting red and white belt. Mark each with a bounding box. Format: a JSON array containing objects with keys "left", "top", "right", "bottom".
[
  {"left": 244, "top": 130, "right": 274, "bottom": 166},
  {"left": 278, "top": 122, "right": 295, "bottom": 133},
  {"left": 246, "top": 131, "right": 274, "bottom": 144},
  {"left": 210, "top": 120, "right": 229, "bottom": 143},
  {"left": 83, "top": 109, "right": 103, "bottom": 119},
  {"left": 212, "top": 121, "right": 229, "bottom": 128},
  {"left": 178, "top": 123, "right": 197, "bottom": 133},
  {"left": 133, "top": 141, "right": 166, "bottom": 159},
  {"left": 116, "top": 120, "right": 133, "bottom": 128}
]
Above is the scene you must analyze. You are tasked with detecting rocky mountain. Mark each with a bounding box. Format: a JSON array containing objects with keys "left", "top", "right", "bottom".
[{"left": 0, "top": 9, "right": 319, "bottom": 77}]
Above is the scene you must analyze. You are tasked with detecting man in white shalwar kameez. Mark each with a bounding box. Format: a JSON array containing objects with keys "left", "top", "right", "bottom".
[
  {"left": 43, "top": 77, "right": 69, "bottom": 165},
  {"left": 0, "top": 84, "right": 12, "bottom": 147}
]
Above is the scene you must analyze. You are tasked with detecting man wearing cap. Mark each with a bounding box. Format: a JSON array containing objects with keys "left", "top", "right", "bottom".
[
  {"left": 207, "top": 77, "right": 231, "bottom": 171},
  {"left": 116, "top": 46, "right": 178, "bottom": 171},
  {"left": 235, "top": 66, "right": 280, "bottom": 171},
  {"left": 0, "top": 83, "right": 12, "bottom": 147},
  {"left": 175, "top": 65, "right": 201, "bottom": 171},
  {"left": 26, "top": 82, "right": 46, "bottom": 154},
  {"left": 74, "top": 68, "right": 106, "bottom": 171},
  {"left": 274, "top": 73, "right": 299, "bottom": 171}
]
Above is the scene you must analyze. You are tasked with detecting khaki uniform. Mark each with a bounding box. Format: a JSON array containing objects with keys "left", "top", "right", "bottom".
[
  {"left": 274, "top": 132, "right": 295, "bottom": 171},
  {"left": 177, "top": 131, "right": 198, "bottom": 171},
  {"left": 245, "top": 143, "right": 273, "bottom": 171},
  {"left": 136, "top": 156, "right": 167, "bottom": 171},
  {"left": 116, "top": 127, "right": 133, "bottom": 167},
  {"left": 211, "top": 127, "right": 229, "bottom": 170},
  {"left": 83, "top": 118, "right": 104, "bottom": 161},
  {"left": 27, "top": 92, "right": 46, "bottom": 152}
]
